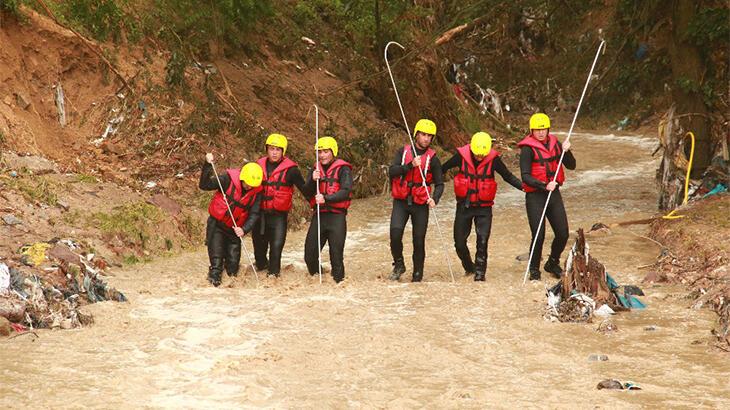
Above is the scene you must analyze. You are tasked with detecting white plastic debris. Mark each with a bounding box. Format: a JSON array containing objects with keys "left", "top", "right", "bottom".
[
  {"left": 301, "top": 36, "right": 316, "bottom": 46},
  {"left": 0, "top": 263, "right": 10, "bottom": 293},
  {"left": 594, "top": 304, "right": 615, "bottom": 317},
  {"left": 145, "top": 181, "right": 157, "bottom": 189},
  {"left": 93, "top": 113, "right": 125, "bottom": 145}
]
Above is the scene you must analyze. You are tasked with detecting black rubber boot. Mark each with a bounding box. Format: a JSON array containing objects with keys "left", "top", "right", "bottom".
[
  {"left": 267, "top": 271, "right": 280, "bottom": 278},
  {"left": 207, "top": 269, "right": 222, "bottom": 287},
  {"left": 529, "top": 268, "right": 541, "bottom": 281},
  {"left": 411, "top": 272, "right": 423, "bottom": 282},
  {"left": 544, "top": 256, "right": 563, "bottom": 279},
  {"left": 462, "top": 260, "right": 476, "bottom": 276},
  {"left": 389, "top": 259, "right": 406, "bottom": 281},
  {"left": 208, "top": 257, "right": 224, "bottom": 287},
  {"left": 474, "top": 271, "right": 486, "bottom": 281}
]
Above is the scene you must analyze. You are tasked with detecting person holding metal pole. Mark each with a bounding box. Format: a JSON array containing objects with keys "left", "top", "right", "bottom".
[
  {"left": 303, "top": 137, "right": 352, "bottom": 283},
  {"left": 252, "top": 134, "right": 306, "bottom": 278},
  {"left": 518, "top": 113, "right": 576, "bottom": 281},
  {"left": 442, "top": 132, "right": 523, "bottom": 281},
  {"left": 199, "top": 153, "right": 263, "bottom": 287},
  {"left": 388, "top": 118, "right": 445, "bottom": 282}
]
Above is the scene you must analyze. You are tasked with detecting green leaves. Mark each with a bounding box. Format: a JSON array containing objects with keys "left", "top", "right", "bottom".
[{"left": 686, "top": 7, "right": 730, "bottom": 46}]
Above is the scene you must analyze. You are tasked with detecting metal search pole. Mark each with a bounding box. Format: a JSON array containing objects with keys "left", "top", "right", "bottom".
[
  {"left": 384, "top": 41, "right": 455, "bottom": 283},
  {"left": 522, "top": 40, "right": 606, "bottom": 285},
  {"left": 209, "top": 159, "right": 260, "bottom": 284},
  {"left": 313, "top": 104, "right": 323, "bottom": 284}
]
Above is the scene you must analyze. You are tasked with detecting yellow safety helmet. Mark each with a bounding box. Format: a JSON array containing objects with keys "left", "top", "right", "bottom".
[
  {"left": 413, "top": 118, "right": 437, "bottom": 137},
  {"left": 316, "top": 136, "right": 338, "bottom": 157},
  {"left": 265, "top": 133, "right": 288, "bottom": 155},
  {"left": 529, "top": 113, "right": 551, "bottom": 130},
  {"left": 470, "top": 132, "right": 493, "bottom": 156},
  {"left": 240, "top": 162, "right": 263, "bottom": 188}
]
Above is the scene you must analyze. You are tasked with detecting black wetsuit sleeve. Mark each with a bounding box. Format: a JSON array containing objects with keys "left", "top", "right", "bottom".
[
  {"left": 520, "top": 146, "right": 547, "bottom": 191},
  {"left": 287, "top": 166, "right": 307, "bottom": 194},
  {"left": 302, "top": 168, "right": 316, "bottom": 198},
  {"left": 558, "top": 142, "right": 577, "bottom": 170},
  {"left": 324, "top": 167, "right": 353, "bottom": 203},
  {"left": 242, "top": 193, "right": 261, "bottom": 234},
  {"left": 199, "top": 162, "right": 231, "bottom": 191},
  {"left": 441, "top": 153, "right": 461, "bottom": 173},
  {"left": 430, "top": 156, "right": 444, "bottom": 204},
  {"left": 388, "top": 147, "right": 413, "bottom": 178},
  {"left": 494, "top": 156, "right": 523, "bottom": 191}
]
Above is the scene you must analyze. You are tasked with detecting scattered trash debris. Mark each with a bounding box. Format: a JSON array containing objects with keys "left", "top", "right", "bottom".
[
  {"left": 597, "top": 379, "right": 641, "bottom": 390},
  {"left": 20, "top": 242, "right": 52, "bottom": 267},
  {"left": 301, "top": 36, "right": 316, "bottom": 46},
  {"left": 0, "top": 263, "right": 9, "bottom": 293},
  {"left": 595, "top": 304, "right": 615, "bottom": 317},
  {"left": 596, "top": 320, "right": 618, "bottom": 333},
  {"left": 145, "top": 181, "right": 157, "bottom": 189},
  {"left": 0, "top": 239, "right": 126, "bottom": 330},
  {"left": 138, "top": 100, "right": 147, "bottom": 119},
  {"left": 93, "top": 111, "right": 125, "bottom": 145},
  {"left": 613, "top": 117, "right": 630, "bottom": 131},
  {"left": 54, "top": 82, "right": 66, "bottom": 127},
  {"left": 703, "top": 183, "right": 727, "bottom": 198},
  {"left": 545, "top": 229, "right": 646, "bottom": 322},
  {"left": 588, "top": 354, "right": 609, "bottom": 361},
  {"left": 644, "top": 325, "right": 657, "bottom": 331}
]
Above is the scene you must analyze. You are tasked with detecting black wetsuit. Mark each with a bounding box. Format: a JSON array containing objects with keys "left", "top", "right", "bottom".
[
  {"left": 388, "top": 145, "right": 444, "bottom": 281},
  {"left": 520, "top": 142, "right": 576, "bottom": 273},
  {"left": 442, "top": 152, "right": 522, "bottom": 279},
  {"left": 199, "top": 163, "right": 261, "bottom": 284},
  {"left": 251, "top": 159, "right": 306, "bottom": 277},
  {"left": 302, "top": 162, "right": 353, "bottom": 283}
]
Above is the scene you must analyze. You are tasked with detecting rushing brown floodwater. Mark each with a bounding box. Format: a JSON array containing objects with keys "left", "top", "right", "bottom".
[{"left": 2, "top": 132, "right": 729, "bottom": 408}]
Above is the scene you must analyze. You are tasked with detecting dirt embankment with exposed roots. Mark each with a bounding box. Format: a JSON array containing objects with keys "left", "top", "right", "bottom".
[{"left": 648, "top": 196, "right": 730, "bottom": 349}]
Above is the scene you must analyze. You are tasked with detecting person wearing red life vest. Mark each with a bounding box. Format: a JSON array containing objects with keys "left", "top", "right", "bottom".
[
  {"left": 388, "top": 118, "right": 444, "bottom": 283},
  {"left": 442, "top": 132, "right": 523, "bottom": 281},
  {"left": 199, "top": 153, "right": 263, "bottom": 287},
  {"left": 252, "top": 134, "right": 307, "bottom": 278},
  {"left": 518, "top": 113, "right": 576, "bottom": 281},
  {"left": 302, "top": 136, "right": 352, "bottom": 283}
]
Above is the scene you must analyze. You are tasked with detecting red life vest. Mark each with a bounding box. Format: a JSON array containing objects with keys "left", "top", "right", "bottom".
[
  {"left": 208, "top": 168, "right": 262, "bottom": 228},
  {"left": 517, "top": 134, "right": 566, "bottom": 193},
  {"left": 391, "top": 144, "right": 436, "bottom": 205},
  {"left": 309, "top": 159, "right": 352, "bottom": 213},
  {"left": 452, "top": 144, "right": 500, "bottom": 207},
  {"left": 257, "top": 157, "right": 297, "bottom": 212}
]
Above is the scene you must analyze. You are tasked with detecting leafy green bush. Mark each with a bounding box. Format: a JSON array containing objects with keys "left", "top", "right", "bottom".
[
  {"left": 0, "top": 0, "right": 22, "bottom": 13},
  {"left": 93, "top": 202, "right": 162, "bottom": 248},
  {"left": 54, "top": 0, "right": 134, "bottom": 42},
  {"left": 686, "top": 7, "right": 730, "bottom": 46}
]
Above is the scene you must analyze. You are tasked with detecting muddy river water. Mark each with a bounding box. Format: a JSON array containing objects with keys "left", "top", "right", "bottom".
[{"left": 2, "top": 131, "right": 729, "bottom": 408}]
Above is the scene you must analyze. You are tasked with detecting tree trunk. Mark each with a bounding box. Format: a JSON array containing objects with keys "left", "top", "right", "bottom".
[
  {"left": 374, "top": 0, "right": 384, "bottom": 63},
  {"left": 667, "top": 0, "right": 712, "bottom": 178}
]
